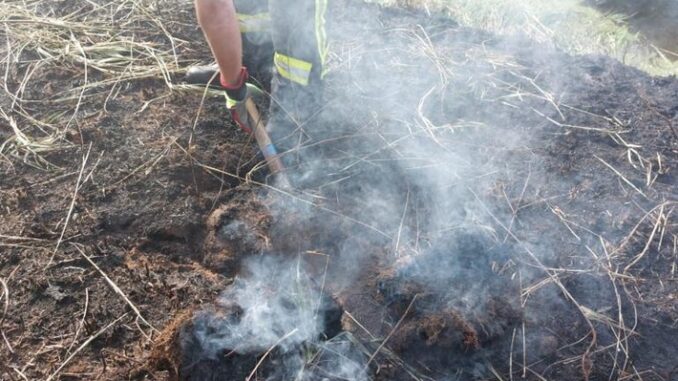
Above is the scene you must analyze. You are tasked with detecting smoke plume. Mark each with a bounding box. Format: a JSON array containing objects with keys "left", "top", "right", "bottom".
[{"left": 183, "top": 0, "right": 676, "bottom": 379}]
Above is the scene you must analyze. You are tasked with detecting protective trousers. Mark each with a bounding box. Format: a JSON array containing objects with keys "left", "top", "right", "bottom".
[
  {"left": 235, "top": 0, "right": 328, "bottom": 159},
  {"left": 234, "top": 0, "right": 328, "bottom": 87},
  {"left": 233, "top": 0, "right": 272, "bottom": 81}
]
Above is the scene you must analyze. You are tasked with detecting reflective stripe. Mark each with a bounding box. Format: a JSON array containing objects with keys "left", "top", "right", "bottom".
[
  {"left": 315, "top": 0, "right": 329, "bottom": 78},
  {"left": 274, "top": 52, "right": 313, "bottom": 86},
  {"left": 237, "top": 12, "right": 271, "bottom": 33},
  {"left": 225, "top": 93, "right": 238, "bottom": 109}
]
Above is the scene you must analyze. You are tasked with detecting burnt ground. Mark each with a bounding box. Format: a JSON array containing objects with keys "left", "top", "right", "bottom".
[{"left": 1, "top": 1, "right": 677, "bottom": 381}]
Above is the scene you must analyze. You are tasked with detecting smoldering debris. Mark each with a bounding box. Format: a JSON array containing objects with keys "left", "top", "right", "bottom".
[
  {"left": 181, "top": 1, "right": 677, "bottom": 381},
  {"left": 2, "top": 0, "right": 677, "bottom": 379},
  {"left": 376, "top": 231, "right": 522, "bottom": 376},
  {"left": 179, "top": 256, "right": 349, "bottom": 380},
  {"left": 202, "top": 191, "right": 272, "bottom": 274}
]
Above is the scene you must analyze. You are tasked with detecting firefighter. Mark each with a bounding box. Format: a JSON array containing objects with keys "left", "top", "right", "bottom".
[{"left": 188, "top": 0, "right": 329, "bottom": 156}]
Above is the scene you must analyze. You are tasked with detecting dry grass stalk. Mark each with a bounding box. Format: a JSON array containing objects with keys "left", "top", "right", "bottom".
[
  {"left": 47, "top": 143, "right": 92, "bottom": 267},
  {"left": 72, "top": 243, "right": 157, "bottom": 335},
  {"left": 365, "top": 294, "right": 418, "bottom": 369},
  {"left": 45, "top": 313, "right": 128, "bottom": 381}
]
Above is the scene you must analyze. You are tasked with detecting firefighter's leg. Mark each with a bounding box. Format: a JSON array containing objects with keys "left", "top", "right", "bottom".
[
  {"left": 267, "top": 0, "right": 328, "bottom": 169},
  {"left": 269, "top": 0, "right": 327, "bottom": 87},
  {"left": 234, "top": 0, "right": 274, "bottom": 88},
  {"left": 186, "top": 0, "right": 272, "bottom": 89}
]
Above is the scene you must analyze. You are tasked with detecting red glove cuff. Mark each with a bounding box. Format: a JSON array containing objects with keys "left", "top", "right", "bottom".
[
  {"left": 230, "top": 109, "right": 253, "bottom": 135},
  {"left": 220, "top": 67, "right": 248, "bottom": 90}
]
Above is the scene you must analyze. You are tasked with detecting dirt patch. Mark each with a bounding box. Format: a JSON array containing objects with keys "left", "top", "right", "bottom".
[
  {"left": 202, "top": 187, "right": 272, "bottom": 275},
  {"left": 176, "top": 265, "right": 344, "bottom": 381},
  {"left": 372, "top": 233, "right": 522, "bottom": 377}
]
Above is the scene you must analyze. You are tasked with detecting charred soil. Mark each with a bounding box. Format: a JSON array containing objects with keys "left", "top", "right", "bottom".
[{"left": 1, "top": 2, "right": 677, "bottom": 381}]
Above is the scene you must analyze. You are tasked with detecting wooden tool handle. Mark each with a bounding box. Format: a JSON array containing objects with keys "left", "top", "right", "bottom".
[{"left": 245, "top": 99, "right": 290, "bottom": 187}]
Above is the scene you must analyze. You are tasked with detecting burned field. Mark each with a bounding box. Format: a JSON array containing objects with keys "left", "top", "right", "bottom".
[{"left": 1, "top": 1, "right": 677, "bottom": 380}]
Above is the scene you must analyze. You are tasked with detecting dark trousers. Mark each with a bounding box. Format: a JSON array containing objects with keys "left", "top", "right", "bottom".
[
  {"left": 234, "top": 0, "right": 327, "bottom": 87},
  {"left": 235, "top": 0, "right": 328, "bottom": 157}
]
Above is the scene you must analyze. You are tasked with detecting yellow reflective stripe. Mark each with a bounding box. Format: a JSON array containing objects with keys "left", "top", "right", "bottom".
[
  {"left": 237, "top": 12, "right": 270, "bottom": 33},
  {"left": 274, "top": 52, "right": 313, "bottom": 86},
  {"left": 315, "top": 0, "right": 329, "bottom": 78}
]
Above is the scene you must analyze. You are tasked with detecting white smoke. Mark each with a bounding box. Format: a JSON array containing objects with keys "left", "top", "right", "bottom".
[
  {"left": 186, "top": 0, "right": 667, "bottom": 379},
  {"left": 191, "top": 256, "right": 326, "bottom": 358},
  {"left": 183, "top": 255, "right": 374, "bottom": 380}
]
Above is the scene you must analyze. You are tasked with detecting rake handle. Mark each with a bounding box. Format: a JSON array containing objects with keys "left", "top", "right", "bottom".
[{"left": 245, "top": 99, "right": 290, "bottom": 187}]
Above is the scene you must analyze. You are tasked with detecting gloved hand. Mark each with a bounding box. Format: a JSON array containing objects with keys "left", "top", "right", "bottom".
[
  {"left": 184, "top": 66, "right": 262, "bottom": 134},
  {"left": 222, "top": 68, "right": 263, "bottom": 134}
]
